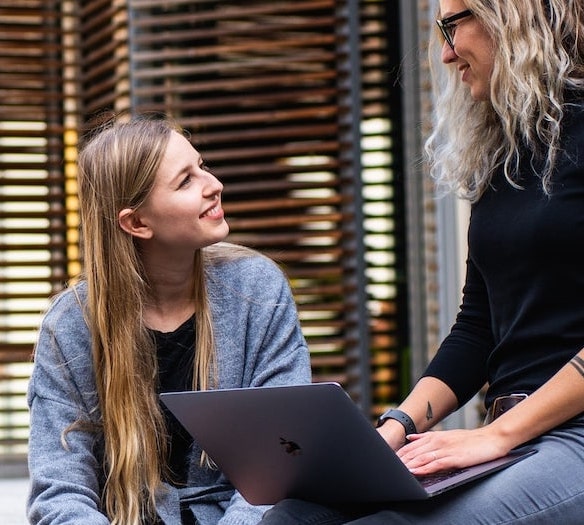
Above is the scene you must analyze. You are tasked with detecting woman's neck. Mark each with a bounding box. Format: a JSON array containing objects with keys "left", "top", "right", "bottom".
[
  {"left": 144, "top": 296, "right": 195, "bottom": 333},
  {"left": 143, "top": 262, "right": 196, "bottom": 332}
]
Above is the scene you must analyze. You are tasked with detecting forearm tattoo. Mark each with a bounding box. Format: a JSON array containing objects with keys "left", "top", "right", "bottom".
[
  {"left": 570, "top": 355, "right": 584, "bottom": 378},
  {"left": 426, "top": 401, "right": 433, "bottom": 422}
]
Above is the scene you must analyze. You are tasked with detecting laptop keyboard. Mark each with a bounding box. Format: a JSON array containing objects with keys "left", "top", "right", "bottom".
[{"left": 416, "top": 468, "right": 470, "bottom": 488}]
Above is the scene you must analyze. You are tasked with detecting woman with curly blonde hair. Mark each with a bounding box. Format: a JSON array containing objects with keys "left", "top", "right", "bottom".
[
  {"left": 260, "top": 0, "right": 584, "bottom": 523},
  {"left": 27, "top": 115, "right": 311, "bottom": 524}
]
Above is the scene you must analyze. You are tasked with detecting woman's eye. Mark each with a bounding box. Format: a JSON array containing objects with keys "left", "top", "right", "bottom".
[{"left": 178, "top": 174, "right": 192, "bottom": 188}]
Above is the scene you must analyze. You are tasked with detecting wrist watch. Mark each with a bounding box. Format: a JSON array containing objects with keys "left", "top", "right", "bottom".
[{"left": 376, "top": 408, "right": 417, "bottom": 436}]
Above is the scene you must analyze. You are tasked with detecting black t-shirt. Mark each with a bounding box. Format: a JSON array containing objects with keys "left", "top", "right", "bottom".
[
  {"left": 152, "top": 316, "right": 195, "bottom": 486},
  {"left": 424, "top": 100, "right": 584, "bottom": 408}
]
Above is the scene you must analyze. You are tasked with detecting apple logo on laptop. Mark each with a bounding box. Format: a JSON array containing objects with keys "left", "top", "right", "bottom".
[{"left": 280, "top": 437, "right": 302, "bottom": 456}]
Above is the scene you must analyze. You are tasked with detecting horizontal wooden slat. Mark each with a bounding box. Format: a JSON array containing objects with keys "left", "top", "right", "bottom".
[
  {"left": 0, "top": 211, "right": 69, "bottom": 220},
  {"left": 81, "top": 54, "right": 126, "bottom": 84},
  {"left": 133, "top": 59, "right": 338, "bottom": 81},
  {"left": 0, "top": 347, "right": 33, "bottom": 364},
  {"left": 0, "top": 128, "right": 66, "bottom": 138},
  {"left": 79, "top": 3, "right": 124, "bottom": 42},
  {"left": 225, "top": 195, "right": 345, "bottom": 214},
  {"left": 131, "top": 0, "right": 335, "bottom": 20},
  {"left": 83, "top": 90, "right": 130, "bottom": 115},
  {"left": 133, "top": 16, "right": 336, "bottom": 47},
  {"left": 133, "top": 70, "right": 336, "bottom": 96},
  {"left": 226, "top": 213, "right": 344, "bottom": 231}
]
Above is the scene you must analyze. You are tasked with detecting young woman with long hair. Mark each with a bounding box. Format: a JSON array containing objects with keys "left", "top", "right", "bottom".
[{"left": 27, "top": 115, "right": 312, "bottom": 524}]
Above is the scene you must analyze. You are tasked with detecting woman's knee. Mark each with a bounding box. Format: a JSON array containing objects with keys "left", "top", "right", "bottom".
[{"left": 260, "top": 499, "right": 350, "bottom": 525}]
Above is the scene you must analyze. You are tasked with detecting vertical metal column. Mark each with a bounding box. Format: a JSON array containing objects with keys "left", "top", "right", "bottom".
[
  {"left": 398, "top": 1, "right": 429, "bottom": 383},
  {"left": 336, "top": 0, "right": 371, "bottom": 414}
]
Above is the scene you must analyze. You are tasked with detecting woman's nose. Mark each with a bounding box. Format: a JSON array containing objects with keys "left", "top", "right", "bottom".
[
  {"left": 207, "top": 171, "right": 223, "bottom": 193},
  {"left": 441, "top": 40, "right": 457, "bottom": 64}
]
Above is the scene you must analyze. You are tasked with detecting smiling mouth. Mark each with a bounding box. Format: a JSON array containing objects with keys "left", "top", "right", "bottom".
[{"left": 200, "top": 204, "right": 223, "bottom": 219}]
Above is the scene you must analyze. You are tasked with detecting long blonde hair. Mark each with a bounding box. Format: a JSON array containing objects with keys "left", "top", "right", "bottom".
[
  {"left": 426, "top": 0, "right": 584, "bottom": 202},
  {"left": 76, "top": 115, "right": 217, "bottom": 524}
]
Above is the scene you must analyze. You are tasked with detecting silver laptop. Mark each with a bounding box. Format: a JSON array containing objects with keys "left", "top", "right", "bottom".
[{"left": 160, "top": 382, "right": 535, "bottom": 505}]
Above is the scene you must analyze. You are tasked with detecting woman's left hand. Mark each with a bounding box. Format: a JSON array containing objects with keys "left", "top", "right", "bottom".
[{"left": 396, "top": 427, "right": 510, "bottom": 475}]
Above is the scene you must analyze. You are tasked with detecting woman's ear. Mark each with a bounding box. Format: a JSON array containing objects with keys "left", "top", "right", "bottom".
[{"left": 118, "top": 208, "right": 153, "bottom": 239}]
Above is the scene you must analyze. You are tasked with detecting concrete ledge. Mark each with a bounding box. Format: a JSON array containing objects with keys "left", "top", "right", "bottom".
[
  {"left": 0, "top": 456, "right": 28, "bottom": 479},
  {"left": 0, "top": 477, "right": 29, "bottom": 525}
]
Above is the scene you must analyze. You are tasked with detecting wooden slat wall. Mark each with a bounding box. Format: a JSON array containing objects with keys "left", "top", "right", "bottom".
[
  {"left": 0, "top": 0, "right": 409, "bottom": 461},
  {"left": 79, "top": 0, "right": 130, "bottom": 115},
  {"left": 0, "top": 0, "right": 74, "bottom": 460}
]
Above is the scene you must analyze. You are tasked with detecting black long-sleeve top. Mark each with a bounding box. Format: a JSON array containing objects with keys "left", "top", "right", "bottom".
[{"left": 423, "top": 99, "right": 584, "bottom": 409}]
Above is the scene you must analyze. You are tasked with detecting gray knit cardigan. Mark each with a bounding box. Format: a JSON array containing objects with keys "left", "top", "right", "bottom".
[{"left": 27, "top": 253, "right": 312, "bottom": 524}]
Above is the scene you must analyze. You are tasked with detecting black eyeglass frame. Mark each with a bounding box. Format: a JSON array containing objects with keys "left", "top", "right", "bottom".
[{"left": 436, "top": 9, "right": 473, "bottom": 50}]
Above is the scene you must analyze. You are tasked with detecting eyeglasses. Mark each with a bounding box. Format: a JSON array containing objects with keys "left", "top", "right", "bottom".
[{"left": 436, "top": 9, "right": 473, "bottom": 50}]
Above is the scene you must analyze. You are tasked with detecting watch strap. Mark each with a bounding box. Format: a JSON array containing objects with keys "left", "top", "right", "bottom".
[{"left": 376, "top": 408, "right": 417, "bottom": 436}]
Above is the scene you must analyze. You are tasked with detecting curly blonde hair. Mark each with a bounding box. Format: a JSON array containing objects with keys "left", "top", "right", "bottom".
[{"left": 425, "top": 0, "right": 584, "bottom": 202}]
